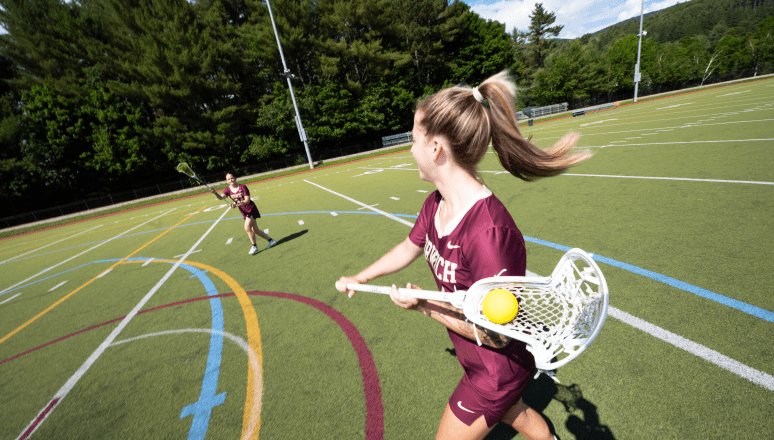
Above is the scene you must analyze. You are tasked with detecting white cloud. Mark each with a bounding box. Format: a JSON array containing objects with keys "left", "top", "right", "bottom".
[{"left": 467, "top": 0, "right": 689, "bottom": 39}]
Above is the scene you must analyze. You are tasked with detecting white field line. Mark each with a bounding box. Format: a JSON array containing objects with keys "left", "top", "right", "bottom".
[
  {"left": 0, "top": 209, "right": 176, "bottom": 296},
  {"left": 303, "top": 180, "right": 414, "bottom": 227},
  {"left": 523, "top": 270, "right": 774, "bottom": 391},
  {"left": 525, "top": 99, "right": 774, "bottom": 137},
  {"left": 0, "top": 292, "right": 22, "bottom": 305},
  {"left": 588, "top": 138, "right": 774, "bottom": 149},
  {"left": 656, "top": 103, "right": 694, "bottom": 109},
  {"left": 354, "top": 167, "right": 774, "bottom": 186},
  {"left": 311, "top": 182, "right": 773, "bottom": 390},
  {"left": 15, "top": 206, "right": 231, "bottom": 440},
  {"left": 580, "top": 118, "right": 618, "bottom": 126},
  {"left": 530, "top": 117, "right": 774, "bottom": 143},
  {"left": 561, "top": 174, "right": 774, "bottom": 185},
  {"left": 608, "top": 307, "right": 774, "bottom": 391},
  {"left": 0, "top": 224, "right": 104, "bottom": 266}
]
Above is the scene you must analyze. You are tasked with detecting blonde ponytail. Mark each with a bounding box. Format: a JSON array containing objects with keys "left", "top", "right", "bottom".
[{"left": 416, "top": 71, "right": 590, "bottom": 181}]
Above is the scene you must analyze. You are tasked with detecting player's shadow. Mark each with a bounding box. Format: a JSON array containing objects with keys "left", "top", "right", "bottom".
[
  {"left": 255, "top": 229, "right": 308, "bottom": 254},
  {"left": 484, "top": 374, "right": 616, "bottom": 440}
]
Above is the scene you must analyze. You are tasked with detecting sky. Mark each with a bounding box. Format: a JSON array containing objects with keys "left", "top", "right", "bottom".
[{"left": 465, "top": 0, "right": 689, "bottom": 39}]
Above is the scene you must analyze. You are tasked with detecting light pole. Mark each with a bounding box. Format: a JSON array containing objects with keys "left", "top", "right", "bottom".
[
  {"left": 633, "top": 0, "right": 646, "bottom": 103},
  {"left": 265, "top": 0, "right": 314, "bottom": 169}
]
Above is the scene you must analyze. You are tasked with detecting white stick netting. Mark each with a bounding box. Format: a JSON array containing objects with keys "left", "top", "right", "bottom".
[{"left": 464, "top": 249, "right": 608, "bottom": 371}]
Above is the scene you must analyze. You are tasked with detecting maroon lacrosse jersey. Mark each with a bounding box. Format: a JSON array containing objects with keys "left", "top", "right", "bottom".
[
  {"left": 408, "top": 188, "right": 534, "bottom": 404},
  {"left": 223, "top": 184, "right": 260, "bottom": 219}
]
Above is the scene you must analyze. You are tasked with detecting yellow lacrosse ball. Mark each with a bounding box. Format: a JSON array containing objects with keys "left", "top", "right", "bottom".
[{"left": 482, "top": 289, "right": 519, "bottom": 324}]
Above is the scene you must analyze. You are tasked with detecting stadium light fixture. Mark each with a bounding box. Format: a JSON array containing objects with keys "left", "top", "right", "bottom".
[
  {"left": 265, "top": 0, "right": 314, "bottom": 169},
  {"left": 633, "top": 0, "right": 645, "bottom": 103}
]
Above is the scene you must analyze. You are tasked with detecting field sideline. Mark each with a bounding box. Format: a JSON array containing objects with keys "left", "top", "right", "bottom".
[{"left": 1, "top": 78, "right": 772, "bottom": 440}]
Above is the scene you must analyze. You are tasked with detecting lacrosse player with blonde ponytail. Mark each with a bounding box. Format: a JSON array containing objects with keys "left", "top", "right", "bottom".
[{"left": 337, "top": 71, "right": 589, "bottom": 440}]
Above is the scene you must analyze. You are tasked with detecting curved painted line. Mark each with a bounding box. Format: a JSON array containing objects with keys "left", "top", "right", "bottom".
[
  {"left": 176, "top": 266, "right": 226, "bottom": 440},
  {"left": 247, "top": 291, "right": 384, "bottom": 440},
  {"left": 0, "top": 257, "right": 262, "bottom": 440},
  {"left": 112, "top": 328, "right": 264, "bottom": 422},
  {"left": 2, "top": 291, "right": 384, "bottom": 440},
  {"left": 523, "top": 237, "right": 774, "bottom": 323}
]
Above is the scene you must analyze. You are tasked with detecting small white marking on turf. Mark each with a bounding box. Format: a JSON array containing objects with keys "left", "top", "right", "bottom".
[
  {"left": 49, "top": 281, "right": 67, "bottom": 292},
  {"left": 390, "top": 197, "right": 400, "bottom": 200},
  {"left": 142, "top": 258, "right": 155, "bottom": 267},
  {"left": 330, "top": 212, "right": 338, "bottom": 216},
  {"left": 298, "top": 220, "right": 304, "bottom": 225},
  {"left": 226, "top": 238, "right": 233, "bottom": 245},
  {"left": 97, "top": 269, "right": 112, "bottom": 279}
]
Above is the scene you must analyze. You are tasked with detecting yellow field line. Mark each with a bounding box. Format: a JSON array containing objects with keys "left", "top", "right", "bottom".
[
  {"left": 0, "top": 208, "right": 204, "bottom": 346},
  {"left": 176, "top": 261, "right": 264, "bottom": 440}
]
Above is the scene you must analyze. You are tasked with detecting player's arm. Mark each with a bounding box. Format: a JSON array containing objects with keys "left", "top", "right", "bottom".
[
  {"left": 337, "top": 237, "right": 423, "bottom": 297},
  {"left": 398, "top": 290, "right": 511, "bottom": 349},
  {"left": 210, "top": 188, "right": 224, "bottom": 200}
]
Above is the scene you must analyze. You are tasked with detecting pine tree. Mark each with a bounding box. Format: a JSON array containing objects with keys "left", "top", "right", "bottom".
[{"left": 525, "top": 3, "right": 563, "bottom": 70}]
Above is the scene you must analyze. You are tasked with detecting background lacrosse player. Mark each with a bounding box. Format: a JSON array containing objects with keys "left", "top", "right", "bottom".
[
  {"left": 337, "top": 71, "right": 590, "bottom": 440},
  {"left": 210, "top": 172, "right": 276, "bottom": 255}
]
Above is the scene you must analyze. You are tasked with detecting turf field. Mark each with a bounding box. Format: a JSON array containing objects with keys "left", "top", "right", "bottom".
[{"left": 1, "top": 77, "right": 773, "bottom": 440}]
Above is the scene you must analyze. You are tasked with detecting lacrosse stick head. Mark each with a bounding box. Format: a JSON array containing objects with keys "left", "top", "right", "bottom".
[
  {"left": 176, "top": 162, "right": 196, "bottom": 178},
  {"left": 463, "top": 248, "right": 608, "bottom": 371}
]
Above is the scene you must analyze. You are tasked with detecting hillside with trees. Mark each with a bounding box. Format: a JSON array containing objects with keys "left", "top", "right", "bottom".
[{"left": 0, "top": 0, "right": 772, "bottom": 218}]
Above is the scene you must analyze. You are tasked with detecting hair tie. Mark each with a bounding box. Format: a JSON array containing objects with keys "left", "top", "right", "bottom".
[{"left": 472, "top": 86, "right": 484, "bottom": 103}]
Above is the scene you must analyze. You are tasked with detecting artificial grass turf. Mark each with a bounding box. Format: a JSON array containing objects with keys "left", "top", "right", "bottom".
[{"left": 1, "top": 78, "right": 773, "bottom": 439}]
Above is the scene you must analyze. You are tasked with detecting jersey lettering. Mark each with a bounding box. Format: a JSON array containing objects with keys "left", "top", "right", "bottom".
[{"left": 424, "top": 234, "right": 458, "bottom": 286}]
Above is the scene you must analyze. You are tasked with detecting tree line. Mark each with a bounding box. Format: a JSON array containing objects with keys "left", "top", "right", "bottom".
[{"left": 0, "top": 0, "right": 772, "bottom": 216}]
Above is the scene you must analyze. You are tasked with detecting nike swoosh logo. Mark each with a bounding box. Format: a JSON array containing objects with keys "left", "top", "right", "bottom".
[
  {"left": 447, "top": 242, "right": 461, "bottom": 249},
  {"left": 457, "top": 401, "right": 475, "bottom": 414}
]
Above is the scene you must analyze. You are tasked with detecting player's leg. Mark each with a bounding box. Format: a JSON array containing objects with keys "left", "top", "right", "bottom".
[
  {"left": 499, "top": 398, "right": 554, "bottom": 440},
  {"left": 244, "top": 217, "right": 259, "bottom": 254},
  {"left": 248, "top": 218, "right": 276, "bottom": 249},
  {"left": 435, "top": 403, "right": 493, "bottom": 440}
]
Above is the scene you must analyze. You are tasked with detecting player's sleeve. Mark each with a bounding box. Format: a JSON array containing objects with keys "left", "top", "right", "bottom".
[
  {"left": 463, "top": 227, "right": 526, "bottom": 280},
  {"left": 242, "top": 185, "right": 251, "bottom": 198}
]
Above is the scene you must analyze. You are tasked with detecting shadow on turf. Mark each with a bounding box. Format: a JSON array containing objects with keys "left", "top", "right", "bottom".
[
  {"left": 484, "top": 374, "right": 617, "bottom": 440},
  {"left": 254, "top": 229, "right": 308, "bottom": 254}
]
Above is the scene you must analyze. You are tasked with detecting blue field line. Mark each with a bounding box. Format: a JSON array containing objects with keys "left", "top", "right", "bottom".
[
  {"left": 176, "top": 263, "right": 226, "bottom": 440},
  {"left": 5, "top": 211, "right": 771, "bottom": 323},
  {"left": 524, "top": 237, "right": 774, "bottom": 323},
  {"left": 1, "top": 258, "right": 227, "bottom": 438}
]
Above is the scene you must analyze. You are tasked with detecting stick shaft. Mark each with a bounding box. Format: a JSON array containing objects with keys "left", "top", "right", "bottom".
[{"left": 340, "top": 283, "right": 453, "bottom": 302}]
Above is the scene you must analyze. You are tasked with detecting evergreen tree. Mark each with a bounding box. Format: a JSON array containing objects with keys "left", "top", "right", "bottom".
[
  {"left": 445, "top": 9, "right": 512, "bottom": 86},
  {"left": 525, "top": 3, "right": 563, "bottom": 70}
]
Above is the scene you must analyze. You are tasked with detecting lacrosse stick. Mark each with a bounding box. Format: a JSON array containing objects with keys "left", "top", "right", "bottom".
[
  {"left": 177, "top": 162, "right": 237, "bottom": 204},
  {"left": 337, "top": 248, "right": 608, "bottom": 374},
  {"left": 176, "top": 162, "right": 213, "bottom": 190}
]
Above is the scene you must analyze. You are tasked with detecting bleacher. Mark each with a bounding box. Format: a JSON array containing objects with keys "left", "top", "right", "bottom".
[
  {"left": 521, "top": 103, "right": 568, "bottom": 119},
  {"left": 382, "top": 132, "right": 413, "bottom": 147}
]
